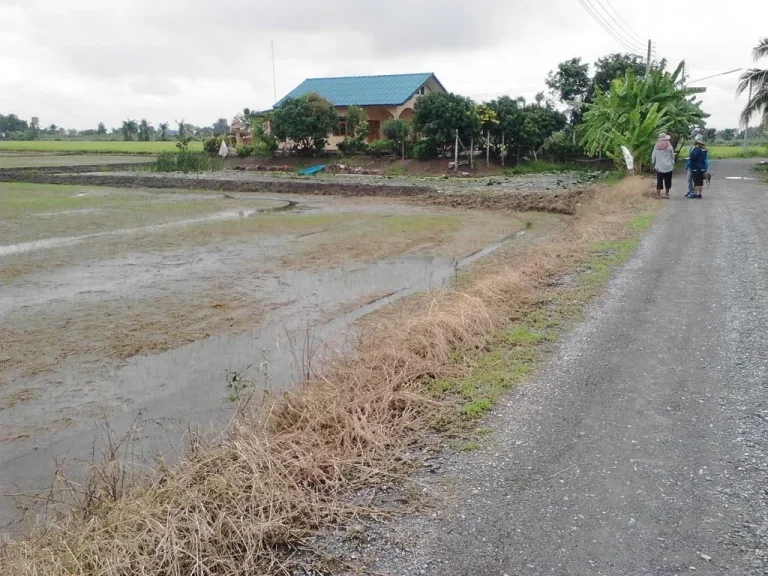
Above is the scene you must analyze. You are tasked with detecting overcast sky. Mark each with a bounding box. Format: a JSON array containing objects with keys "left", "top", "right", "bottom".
[{"left": 1, "top": 0, "right": 765, "bottom": 130}]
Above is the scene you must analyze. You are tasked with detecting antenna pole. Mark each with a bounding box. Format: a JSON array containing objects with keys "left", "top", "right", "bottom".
[
  {"left": 271, "top": 41, "right": 277, "bottom": 104},
  {"left": 645, "top": 39, "right": 652, "bottom": 78}
]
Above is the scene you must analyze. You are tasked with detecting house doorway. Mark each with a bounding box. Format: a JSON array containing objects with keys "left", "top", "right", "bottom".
[{"left": 367, "top": 120, "right": 381, "bottom": 141}]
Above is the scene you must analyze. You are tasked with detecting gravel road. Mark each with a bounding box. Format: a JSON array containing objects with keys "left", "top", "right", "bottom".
[{"left": 368, "top": 159, "right": 768, "bottom": 575}]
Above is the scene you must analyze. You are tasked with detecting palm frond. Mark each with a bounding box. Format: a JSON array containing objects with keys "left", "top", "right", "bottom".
[
  {"left": 737, "top": 68, "right": 768, "bottom": 96},
  {"left": 753, "top": 37, "right": 768, "bottom": 61},
  {"left": 739, "top": 77, "right": 768, "bottom": 126}
]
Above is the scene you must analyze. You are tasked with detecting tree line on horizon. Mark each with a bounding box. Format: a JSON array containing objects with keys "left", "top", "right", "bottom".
[{"left": 0, "top": 116, "right": 232, "bottom": 142}]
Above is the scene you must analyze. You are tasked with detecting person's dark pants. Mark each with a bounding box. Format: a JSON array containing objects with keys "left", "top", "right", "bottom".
[{"left": 656, "top": 170, "right": 672, "bottom": 192}]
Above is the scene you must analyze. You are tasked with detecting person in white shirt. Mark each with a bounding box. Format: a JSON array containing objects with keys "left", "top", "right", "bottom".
[{"left": 651, "top": 133, "right": 676, "bottom": 199}]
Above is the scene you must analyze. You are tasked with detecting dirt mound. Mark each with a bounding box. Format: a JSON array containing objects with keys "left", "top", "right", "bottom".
[{"left": 418, "top": 188, "right": 591, "bottom": 215}]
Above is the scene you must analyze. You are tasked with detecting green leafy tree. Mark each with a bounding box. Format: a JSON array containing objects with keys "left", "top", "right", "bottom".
[
  {"left": 176, "top": 120, "right": 186, "bottom": 140},
  {"left": 413, "top": 92, "right": 479, "bottom": 152},
  {"left": 97, "top": 122, "right": 106, "bottom": 136},
  {"left": 717, "top": 128, "right": 738, "bottom": 141},
  {"left": 517, "top": 104, "right": 567, "bottom": 160},
  {"left": 121, "top": 119, "right": 138, "bottom": 141},
  {"left": 737, "top": 37, "right": 768, "bottom": 128},
  {"left": 0, "top": 114, "right": 29, "bottom": 135},
  {"left": 213, "top": 117, "right": 230, "bottom": 136},
  {"left": 340, "top": 105, "right": 368, "bottom": 154},
  {"left": 382, "top": 118, "right": 411, "bottom": 158},
  {"left": 484, "top": 96, "right": 566, "bottom": 161},
  {"left": 344, "top": 106, "right": 367, "bottom": 138},
  {"left": 271, "top": 93, "right": 338, "bottom": 154},
  {"left": 580, "top": 63, "right": 707, "bottom": 171},
  {"left": 138, "top": 119, "right": 152, "bottom": 141},
  {"left": 250, "top": 114, "right": 279, "bottom": 155},
  {"left": 158, "top": 122, "right": 169, "bottom": 141},
  {"left": 592, "top": 53, "right": 647, "bottom": 94},
  {"left": 546, "top": 57, "right": 591, "bottom": 124}
]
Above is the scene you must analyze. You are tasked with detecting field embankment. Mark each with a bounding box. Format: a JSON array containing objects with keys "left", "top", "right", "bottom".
[{"left": 0, "top": 176, "right": 657, "bottom": 576}]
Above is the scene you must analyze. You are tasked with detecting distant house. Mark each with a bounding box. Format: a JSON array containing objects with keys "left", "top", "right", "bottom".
[{"left": 274, "top": 73, "right": 447, "bottom": 150}]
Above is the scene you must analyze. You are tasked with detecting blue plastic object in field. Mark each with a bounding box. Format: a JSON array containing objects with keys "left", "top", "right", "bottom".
[{"left": 299, "top": 164, "right": 326, "bottom": 176}]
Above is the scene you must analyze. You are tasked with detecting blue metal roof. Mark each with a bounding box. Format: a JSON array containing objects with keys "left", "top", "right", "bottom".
[{"left": 275, "top": 73, "right": 442, "bottom": 108}]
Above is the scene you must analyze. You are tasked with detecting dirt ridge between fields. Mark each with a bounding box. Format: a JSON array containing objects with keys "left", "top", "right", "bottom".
[{"left": 0, "top": 170, "right": 588, "bottom": 215}]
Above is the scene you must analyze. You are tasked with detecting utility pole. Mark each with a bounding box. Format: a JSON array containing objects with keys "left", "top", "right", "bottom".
[
  {"left": 645, "top": 40, "right": 652, "bottom": 78},
  {"left": 743, "top": 82, "right": 752, "bottom": 150},
  {"left": 271, "top": 40, "right": 278, "bottom": 104}
]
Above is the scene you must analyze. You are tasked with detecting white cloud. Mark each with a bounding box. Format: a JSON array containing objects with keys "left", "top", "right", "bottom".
[{"left": 0, "top": 0, "right": 764, "bottom": 129}]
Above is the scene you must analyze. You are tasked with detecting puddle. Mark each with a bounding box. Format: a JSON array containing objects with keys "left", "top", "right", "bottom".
[
  {"left": 36, "top": 208, "right": 110, "bottom": 217},
  {"left": 725, "top": 176, "right": 755, "bottom": 181},
  {"left": 0, "top": 202, "right": 294, "bottom": 256},
  {"left": 0, "top": 219, "right": 519, "bottom": 531}
]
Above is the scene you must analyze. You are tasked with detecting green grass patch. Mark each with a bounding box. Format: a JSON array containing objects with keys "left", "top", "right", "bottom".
[
  {"left": 599, "top": 171, "right": 625, "bottom": 185},
  {"left": 631, "top": 213, "right": 654, "bottom": 231},
  {"left": 431, "top": 231, "right": 650, "bottom": 444},
  {"left": 0, "top": 141, "right": 203, "bottom": 155},
  {"left": 503, "top": 160, "right": 579, "bottom": 175},
  {"left": 707, "top": 145, "right": 768, "bottom": 160},
  {"left": 385, "top": 165, "right": 406, "bottom": 176},
  {"left": 150, "top": 151, "right": 221, "bottom": 173},
  {"left": 455, "top": 440, "right": 481, "bottom": 452}
]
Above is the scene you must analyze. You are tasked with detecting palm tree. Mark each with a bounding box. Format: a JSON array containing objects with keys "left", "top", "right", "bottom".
[
  {"left": 737, "top": 37, "right": 768, "bottom": 128},
  {"left": 121, "top": 119, "right": 138, "bottom": 141},
  {"left": 158, "top": 122, "right": 169, "bottom": 141},
  {"left": 138, "top": 119, "right": 152, "bottom": 142}
]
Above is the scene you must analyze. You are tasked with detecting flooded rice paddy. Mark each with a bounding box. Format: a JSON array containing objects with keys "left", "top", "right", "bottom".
[{"left": 0, "top": 181, "right": 558, "bottom": 530}]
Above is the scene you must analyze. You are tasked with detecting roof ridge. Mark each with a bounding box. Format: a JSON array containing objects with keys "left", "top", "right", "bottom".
[{"left": 303, "top": 72, "right": 433, "bottom": 81}]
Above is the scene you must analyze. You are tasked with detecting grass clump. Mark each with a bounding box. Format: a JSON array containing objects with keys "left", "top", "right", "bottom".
[
  {"left": 0, "top": 177, "right": 657, "bottom": 576},
  {"left": 150, "top": 150, "right": 221, "bottom": 173},
  {"left": 503, "top": 160, "right": 576, "bottom": 175}
]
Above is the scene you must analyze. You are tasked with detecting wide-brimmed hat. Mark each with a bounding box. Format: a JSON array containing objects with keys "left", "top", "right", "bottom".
[
  {"left": 657, "top": 133, "right": 671, "bottom": 140},
  {"left": 694, "top": 136, "right": 706, "bottom": 145}
]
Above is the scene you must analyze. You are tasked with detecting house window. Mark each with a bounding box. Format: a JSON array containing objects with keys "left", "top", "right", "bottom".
[
  {"left": 333, "top": 118, "right": 347, "bottom": 137},
  {"left": 333, "top": 120, "right": 347, "bottom": 137}
]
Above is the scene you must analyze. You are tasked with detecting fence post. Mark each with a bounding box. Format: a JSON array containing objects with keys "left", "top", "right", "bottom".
[
  {"left": 454, "top": 129, "right": 459, "bottom": 174},
  {"left": 486, "top": 129, "right": 490, "bottom": 167}
]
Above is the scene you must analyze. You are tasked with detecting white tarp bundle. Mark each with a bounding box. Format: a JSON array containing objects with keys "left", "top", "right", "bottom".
[
  {"left": 218, "top": 140, "right": 229, "bottom": 159},
  {"left": 620, "top": 146, "right": 634, "bottom": 172}
]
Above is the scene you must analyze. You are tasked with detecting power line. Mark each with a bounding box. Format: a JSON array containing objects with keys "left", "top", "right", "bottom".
[
  {"left": 592, "top": 0, "right": 646, "bottom": 47},
  {"left": 576, "top": 0, "right": 646, "bottom": 56},
  {"left": 580, "top": 0, "right": 647, "bottom": 52},
  {"left": 688, "top": 68, "right": 742, "bottom": 83}
]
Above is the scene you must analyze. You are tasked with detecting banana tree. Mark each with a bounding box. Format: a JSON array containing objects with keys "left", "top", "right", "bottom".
[{"left": 580, "top": 62, "right": 707, "bottom": 171}]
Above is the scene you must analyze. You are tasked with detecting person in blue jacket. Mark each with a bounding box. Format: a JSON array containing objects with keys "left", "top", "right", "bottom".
[
  {"left": 685, "top": 136, "right": 711, "bottom": 197},
  {"left": 688, "top": 137, "right": 708, "bottom": 199}
]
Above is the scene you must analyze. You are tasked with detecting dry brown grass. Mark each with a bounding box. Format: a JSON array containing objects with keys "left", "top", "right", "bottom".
[{"left": 0, "top": 178, "right": 655, "bottom": 575}]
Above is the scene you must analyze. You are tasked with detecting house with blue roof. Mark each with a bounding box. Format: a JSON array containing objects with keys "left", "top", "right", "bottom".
[{"left": 275, "top": 72, "right": 446, "bottom": 150}]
